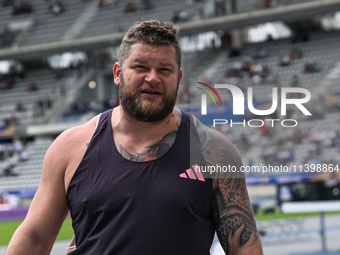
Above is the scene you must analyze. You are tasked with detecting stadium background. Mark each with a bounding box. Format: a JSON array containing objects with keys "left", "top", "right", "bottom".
[{"left": 1, "top": 0, "right": 340, "bottom": 254}]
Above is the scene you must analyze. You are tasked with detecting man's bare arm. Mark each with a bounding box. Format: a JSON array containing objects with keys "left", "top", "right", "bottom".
[
  {"left": 5, "top": 135, "right": 70, "bottom": 255},
  {"left": 195, "top": 119, "right": 263, "bottom": 255},
  {"left": 6, "top": 118, "right": 97, "bottom": 255}
]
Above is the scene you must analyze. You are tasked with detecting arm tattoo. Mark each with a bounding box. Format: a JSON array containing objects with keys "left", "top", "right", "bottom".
[
  {"left": 213, "top": 178, "right": 259, "bottom": 255},
  {"left": 196, "top": 119, "right": 260, "bottom": 255},
  {"left": 118, "top": 130, "right": 178, "bottom": 162}
]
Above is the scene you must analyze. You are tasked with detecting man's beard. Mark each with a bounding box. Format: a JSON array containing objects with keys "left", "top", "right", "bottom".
[{"left": 119, "top": 74, "right": 179, "bottom": 122}]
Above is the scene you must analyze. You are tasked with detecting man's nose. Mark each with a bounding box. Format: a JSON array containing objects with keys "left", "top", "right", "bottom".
[{"left": 145, "top": 69, "right": 160, "bottom": 84}]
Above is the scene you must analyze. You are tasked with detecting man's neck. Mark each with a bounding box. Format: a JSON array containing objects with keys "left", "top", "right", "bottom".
[
  {"left": 113, "top": 106, "right": 180, "bottom": 139},
  {"left": 111, "top": 107, "right": 182, "bottom": 161}
]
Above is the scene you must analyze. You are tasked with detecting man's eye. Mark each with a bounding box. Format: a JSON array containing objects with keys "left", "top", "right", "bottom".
[
  {"left": 135, "top": 66, "right": 145, "bottom": 69},
  {"left": 161, "top": 68, "right": 170, "bottom": 72}
]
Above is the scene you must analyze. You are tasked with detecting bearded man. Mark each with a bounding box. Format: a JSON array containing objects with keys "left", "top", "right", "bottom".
[{"left": 6, "top": 20, "right": 262, "bottom": 255}]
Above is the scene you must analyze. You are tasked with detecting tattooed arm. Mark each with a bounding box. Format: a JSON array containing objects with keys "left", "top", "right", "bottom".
[{"left": 195, "top": 118, "right": 263, "bottom": 255}]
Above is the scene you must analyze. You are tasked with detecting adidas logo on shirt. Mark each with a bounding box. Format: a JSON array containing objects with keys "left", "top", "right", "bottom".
[{"left": 179, "top": 164, "right": 205, "bottom": 182}]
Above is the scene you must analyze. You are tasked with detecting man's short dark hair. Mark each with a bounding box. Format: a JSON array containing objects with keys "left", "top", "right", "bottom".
[{"left": 118, "top": 20, "right": 181, "bottom": 68}]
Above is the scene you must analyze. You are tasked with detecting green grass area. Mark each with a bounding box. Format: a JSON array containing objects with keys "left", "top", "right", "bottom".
[
  {"left": 0, "top": 220, "right": 22, "bottom": 246},
  {"left": 55, "top": 217, "right": 74, "bottom": 241},
  {"left": 255, "top": 207, "right": 340, "bottom": 221},
  {"left": 0, "top": 217, "right": 74, "bottom": 246}
]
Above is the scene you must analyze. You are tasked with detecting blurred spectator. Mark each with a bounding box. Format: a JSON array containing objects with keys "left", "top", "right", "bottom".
[
  {"left": 13, "top": 139, "right": 23, "bottom": 153},
  {"left": 0, "top": 60, "right": 24, "bottom": 90},
  {"left": 304, "top": 62, "right": 321, "bottom": 74},
  {"left": 254, "top": 48, "right": 268, "bottom": 59},
  {"left": 179, "top": 88, "right": 190, "bottom": 104},
  {"left": 124, "top": 2, "right": 136, "bottom": 13},
  {"left": 279, "top": 55, "right": 291, "bottom": 66},
  {"left": 0, "top": 73, "right": 15, "bottom": 90},
  {"left": 98, "top": 0, "right": 105, "bottom": 8},
  {"left": 291, "top": 75, "right": 300, "bottom": 87},
  {"left": 0, "top": 29, "right": 19, "bottom": 49},
  {"left": 25, "top": 82, "right": 38, "bottom": 92},
  {"left": 142, "top": 0, "right": 151, "bottom": 10},
  {"left": 48, "top": 0, "right": 64, "bottom": 15},
  {"left": 55, "top": 68, "right": 68, "bottom": 79},
  {"left": 266, "top": 34, "right": 274, "bottom": 42},
  {"left": 9, "top": 151, "right": 20, "bottom": 166},
  {"left": 98, "top": 0, "right": 109, "bottom": 8},
  {"left": 103, "top": 98, "right": 119, "bottom": 111},
  {"left": 264, "top": 0, "right": 271, "bottom": 8},
  {"left": 0, "top": 138, "right": 29, "bottom": 178},
  {"left": 223, "top": 58, "right": 271, "bottom": 81},
  {"left": 12, "top": 0, "right": 32, "bottom": 15},
  {"left": 229, "top": 48, "right": 241, "bottom": 58},
  {"left": 231, "top": 0, "right": 236, "bottom": 13},
  {"left": 2, "top": 164, "right": 20, "bottom": 176},
  {"left": 214, "top": 0, "right": 226, "bottom": 16},
  {"left": 241, "top": 57, "right": 252, "bottom": 72},
  {"left": 224, "top": 67, "right": 242, "bottom": 78},
  {"left": 201, "top": 76, "right": 209, "bottom": 85},
  {"left": 54, "top": 82, "right": 66, "bottom": 97},
  {"left": 249, "top": 63, "right": 257, "bottom": 75},
  {"left": 172, "top": 10, "right": 188, "bottom": 23},
  {"left": 88, "top": 101, "right": 97, "bottom": 112},
  {"left": 172, "top": 11, "right": 180, "bottom": 23},
  {"left": 289, "top": 48, "right": 303, "bottom": 60},
  {"left": 260, "top": 65, "right": 271, "bottom": 78},
  {"left": 293, "top": 127, "right": 302, "bottom": 143},
  {"left": 15, "top": 103, "right": 26, "bottom": 112},
  {"left": 291, "top": 32, "right": 309, "bottom": 43},
  {"left": 4, "top": 116, "right": 18, "bottom": 126},
  {"left": 20, "top": 149, "right": 29, "bottom": 162},
  {"left": 252, "top": 74, "right": 261, "bottom": 86},
  {"left": 223, "top": 32, "right": 233, "bottom": 48},
  {"left": 33, "top": 99, "right": 53, "bottom": 117},
  {"left": 34, "top": 100, "right": 43, "bottom": 117}
]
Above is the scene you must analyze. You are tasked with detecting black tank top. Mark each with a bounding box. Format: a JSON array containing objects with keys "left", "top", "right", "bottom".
[{"left": 67, "top": 109, "right": 215, "bottom": 255}]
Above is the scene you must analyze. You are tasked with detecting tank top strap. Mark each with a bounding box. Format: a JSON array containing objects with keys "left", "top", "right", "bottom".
[{"left": 91, "top": 109, "right": 113, "bottom": 140}]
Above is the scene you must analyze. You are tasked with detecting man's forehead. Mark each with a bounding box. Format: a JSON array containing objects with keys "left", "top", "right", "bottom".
[
  {"left": 127, "top": 43, "right": 177, "bottom": 62},
  {"left": 131, "top": 58, "right": 175, "bottom": 68},
  {"left": 130, "top": 42, "right": 175, "bottom": 51}
]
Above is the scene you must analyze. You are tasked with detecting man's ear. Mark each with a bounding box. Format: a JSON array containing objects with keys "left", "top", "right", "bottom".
[
  {"left": 178, "top": 68, "right": 183, "bottom": 86},
  {"left": 113, "top": 62, "right": 121, "bottom": 86}
]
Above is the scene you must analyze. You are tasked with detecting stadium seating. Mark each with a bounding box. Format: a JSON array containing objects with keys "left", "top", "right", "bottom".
[
  {"left": 0, "top": 0, "right": 340, "bottom": 192},
  {"left": 0, "top": 0, "right": 325, "bottom": 48},
  {"left": 0, "top": 138, "right": 53, "bottom": 191}
]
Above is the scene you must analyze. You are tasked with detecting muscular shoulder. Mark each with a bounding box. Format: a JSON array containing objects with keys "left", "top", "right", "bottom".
[
  {"left": 53, "top": 115, "right": 99, "bottom": 155},
  {"left": 42, "top": 115, "right": 100, "bottom": 177}
]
